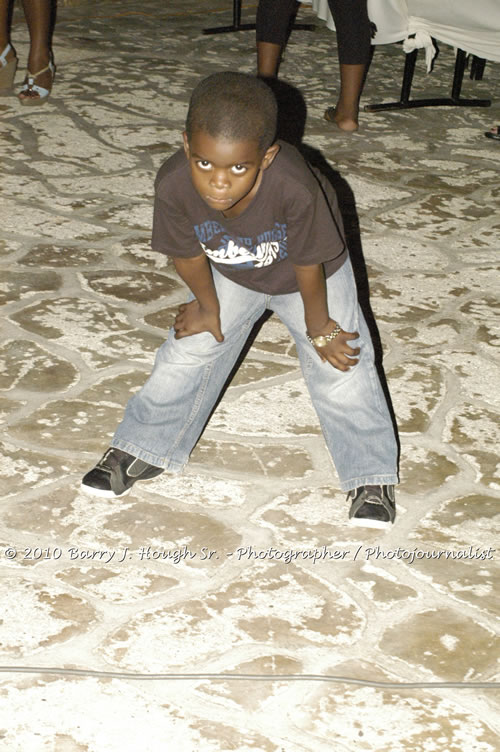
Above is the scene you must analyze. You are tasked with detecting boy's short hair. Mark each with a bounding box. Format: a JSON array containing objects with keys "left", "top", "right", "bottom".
[{"left": 186, "top": 72, "right": 277, "bottom": 152}]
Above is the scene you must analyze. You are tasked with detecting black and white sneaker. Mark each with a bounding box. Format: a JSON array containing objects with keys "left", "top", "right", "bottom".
[
  {"left": 347, "top": 485, "right": 396, "bottom": 529},
  {"left": 81, "top": 447, "right": 164, "bottom": 498}
]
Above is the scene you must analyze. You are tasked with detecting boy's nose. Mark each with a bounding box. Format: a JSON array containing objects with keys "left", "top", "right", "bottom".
[{"left": 210, "top": 169, "right": 230, "bottom": 189}]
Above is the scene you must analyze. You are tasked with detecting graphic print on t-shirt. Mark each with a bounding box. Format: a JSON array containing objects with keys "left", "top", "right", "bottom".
[{"left": 194, "top": 219, "right": 288, "bottom": 270}]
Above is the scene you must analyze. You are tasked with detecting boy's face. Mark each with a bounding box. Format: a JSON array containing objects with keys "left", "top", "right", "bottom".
[{"left": 183, "top": 130, "right": 279, "bottom": 218}]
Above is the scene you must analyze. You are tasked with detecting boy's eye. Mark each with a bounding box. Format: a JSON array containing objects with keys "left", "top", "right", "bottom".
[
  {"left": 231, "top": 164, "right": 247, "bottom": 175},
  {"left": 197, "top": 160, "right": 212, "bottom": 170}
]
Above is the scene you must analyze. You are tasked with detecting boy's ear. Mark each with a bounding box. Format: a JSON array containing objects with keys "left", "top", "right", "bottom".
[
  {"left": 182, "top": 131, "right": 190, "bottom": 158},
  {"left": 261, "top": 142, "right": 280, "bottom": 170}
]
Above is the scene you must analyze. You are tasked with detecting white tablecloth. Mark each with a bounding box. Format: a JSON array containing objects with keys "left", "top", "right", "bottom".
[{"left": 305, "top": 0, "right": 500, "bottom": 63}]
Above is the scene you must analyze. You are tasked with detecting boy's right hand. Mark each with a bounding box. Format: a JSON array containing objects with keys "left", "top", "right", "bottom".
[
  {"left": 314, "top": 328, "right": 360, "bottom": 371},
  {"left": 173, "top": 300, "right": 224, "bottom": 342}
]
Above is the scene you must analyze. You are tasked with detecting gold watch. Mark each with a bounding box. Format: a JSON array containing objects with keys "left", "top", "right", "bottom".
[{"left": 306, "top": 322, "right": 341, "bottom": 348}]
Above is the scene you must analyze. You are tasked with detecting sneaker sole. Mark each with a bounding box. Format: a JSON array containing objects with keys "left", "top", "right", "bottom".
[
  {"left": 80, "top": 482, "right": 131, "bottom": 499},
  {"left": 349, "top": 517, "right": 393, "bottom": 530}
]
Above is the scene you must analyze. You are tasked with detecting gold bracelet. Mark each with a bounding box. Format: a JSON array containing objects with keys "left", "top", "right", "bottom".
[{"left": 306, "top": 322, "right": 341, "bottom": 348}]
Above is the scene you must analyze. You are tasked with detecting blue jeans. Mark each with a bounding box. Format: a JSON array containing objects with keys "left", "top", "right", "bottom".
[{"left": 112, "top": 258, "right": 398, "bottom": 491}]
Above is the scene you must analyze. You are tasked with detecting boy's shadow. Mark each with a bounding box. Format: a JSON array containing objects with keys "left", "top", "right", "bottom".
[{"left": 207, "top": 79, "right": 399, "bottom": 453}]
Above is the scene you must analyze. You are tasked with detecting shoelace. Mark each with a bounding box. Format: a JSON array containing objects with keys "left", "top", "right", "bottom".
[
  {"left": 361, "top": 485, "right": 391, "bottom": 506},
  {"left": 363, "top": 494, "right": 385, "bottom": 506},
  {"left": 97, "top": 449, "right": 123, "bottom": 472}
]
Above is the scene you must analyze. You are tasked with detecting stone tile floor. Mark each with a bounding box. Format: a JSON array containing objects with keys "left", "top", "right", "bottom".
[{"left": 0, "top": 0, "right": 499, "bottom": 749}]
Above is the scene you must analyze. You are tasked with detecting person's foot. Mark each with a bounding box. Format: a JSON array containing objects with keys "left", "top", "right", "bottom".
[
  {"left": 347, "top": 485, "right": 396, "bottom": 529},
  {"left": 0, "top": 43, "right": 17, "bottom": 95},
  {"left": 0, "top": 43, "right": 16, "bottom": 65},
  {"left": 18, "top": 52, "right": 55, "bottom": 104},
  {"left": 324, "top": 106, "right": 358, "bottom": 133},
  {"left": 484, "top": 125, "right": 500, "bottom": 141},
  {"left": 81, "top": 447, "right": 164, "bottom": 497}
]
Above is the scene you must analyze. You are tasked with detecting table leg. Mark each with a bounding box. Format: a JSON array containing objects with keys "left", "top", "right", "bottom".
[
  {"left": 364, "top": 47, "right": 491, "bottom": 112},
  {"left": 203, "top": 0, "right": 315, "bottom": 35}
]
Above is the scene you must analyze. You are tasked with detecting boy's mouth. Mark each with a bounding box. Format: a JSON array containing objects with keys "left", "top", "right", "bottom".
[{"left": 206, "top": 196, "right": 233, "bottom": 206}]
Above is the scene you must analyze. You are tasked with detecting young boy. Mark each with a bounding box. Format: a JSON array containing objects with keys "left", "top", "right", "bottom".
[{"left": 82, "top": 72, "right": 399, "bottom": 528}]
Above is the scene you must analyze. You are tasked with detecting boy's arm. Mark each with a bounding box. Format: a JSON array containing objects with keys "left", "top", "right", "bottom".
[
  {"left": 172, "top": 253, "right": 224, "bottom": 342},
  {"left": 293, "top": 263, "right": 359, "bottom": 371}
]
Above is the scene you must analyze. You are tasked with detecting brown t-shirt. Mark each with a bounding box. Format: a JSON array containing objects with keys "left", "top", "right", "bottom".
[{"left": 151, "top": 140, "right": 348, "bottom": 295}]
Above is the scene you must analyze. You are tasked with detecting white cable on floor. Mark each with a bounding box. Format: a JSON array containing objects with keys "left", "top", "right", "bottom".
[{"left": 0, "top": 666, "right": 498, "bottom": 689}]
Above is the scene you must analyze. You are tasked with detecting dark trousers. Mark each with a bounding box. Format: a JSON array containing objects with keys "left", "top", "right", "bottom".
[{"left": 256, "top": 0, "right": 371, "bottom": 65}]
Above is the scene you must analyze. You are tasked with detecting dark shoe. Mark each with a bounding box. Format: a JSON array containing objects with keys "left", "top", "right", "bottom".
[
  {"left": 347, "top": 485, "right": 396, "bottom": 529},
  {"left": 81, "top": 447, "right": 164, "bottom": 497},
  {"left": 484, "top": 126, "right": 500, "bottom": 141}
]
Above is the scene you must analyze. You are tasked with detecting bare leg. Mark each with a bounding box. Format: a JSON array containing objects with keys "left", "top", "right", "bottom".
[
  {"left": 325, "top": 0, "right": 370, "bottom": 132},
  {"left": 255, "top": 0, "right": 296, "bottom": 77},
  {"left": 0, "top": 0, "right": 17, "bottom": 93},
  {"left": 19, "top": 0, "right": 54, "bottom": 101},
  {"left": 257, "top": 41, "right": 282, "bottom": 77},
  {"left": 0, "top": 0, "right": 14, "bottom": 56},
  {"left": 330, "top": 62, "right": 366, "bottom": 131}
]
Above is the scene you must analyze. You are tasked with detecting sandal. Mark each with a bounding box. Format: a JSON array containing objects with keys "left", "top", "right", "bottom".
[
  {"left": 484, "top": 126, "right": 500, "bottom": 141},
  {"left": 0, "top": 44, "right": 18, "bottom": 96},
  {"left": 18, "top": 58, "right": 55, "bottom": 106}
]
